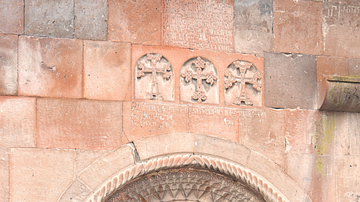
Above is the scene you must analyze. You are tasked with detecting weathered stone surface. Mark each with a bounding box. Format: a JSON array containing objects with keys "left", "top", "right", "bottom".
[
  {"left": 321, "top": 0, "right": 360, "bottom": 5},
  {"left": 347, "top": 58, "right": 360, "bottom": 75},
  {"left": 108, "top": 0, "right": 161, "bottom": 45},
  {"left": 317, "top": 56, "right": 347, "bottom": 81},
  {"left": 322, "top": 2, "right": 360, "bottom": 58},
  {"left": 75, "top": 150, "right": 108, "bottom": 175},
  {"left": 189, "top": 106, "right": 239, "bottom": 142},
  {"left": 37, "top": 98, "right": 123, "bottom": 150},
  {"left": 264, "top": 52, "right": 317, "bottom": 109},
  {"left": 10, "top": 148, "right": 74, "bottom": 202},
  {"left": 59, "top": 179, "right": 92, "bottom": 202},
  {"left": 285, "top": 109, "right": 319, "bottom": 154},
  {"left": 0, "top": 97, "right": 36, "bottom": 147},
  {"left": 18, "top": 36, "right": 83, "bottom": 98},
  {"left": 134, "top": 133, "right": 194, "bottom": 161},
  {"left": 74, "top": 0, "right": 108, "bottom": 40},
  {"left": 318, "top": 76, "right": 360, "bottom": 112},
  {"left": 0, "top": 34, "right": 18, "bottom": 95},
  {"left": 78, "top": 145, "right": 135, "bottom": 190},
  {"left": 285, "top": 154, "right": 336, "bottom": 202},
  {"left": 0, "top": 0, "right": 24, "bottom": 34},
  {"left": 25, "top": 0, "right": 74, "bottom": 38},
  {"left": 84, "top": 41, "right": 131, "bottom": 101},
  {"left": 0, "top": 148, "right": 9, "bottom": 202},
  {"left": 123, "top": 102, "right": 188, "bottom": 142},
  {"left": 239, "top": 108, "right": 286, "bottom": 167},
  {"left": 313, "top": 112, "right": 349, "bottom": 156},
  {"left": 247, "top": 151, "right": 307, "bottom": 202},
  {"left": 234, "top": 0, "right": 273, "bottom": 54},
  {"left": 336, "top": 155, "right": 360, "bottom": 202},
  {"left": 163, "top": 0, "right": 234, "bottom": 52},
  {"left": 273, "top": 0, "right": 323, "bottom": 55},
  {"left": 194, "top": 134, "right": 251, "bottom": 165},
  {"left": 349, "top": 113, "right": 360, "bottom": 155}
]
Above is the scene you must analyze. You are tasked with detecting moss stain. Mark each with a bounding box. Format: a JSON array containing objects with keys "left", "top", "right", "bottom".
[{"left": 314, "top": 114, "right": 336, "bottom": 174}]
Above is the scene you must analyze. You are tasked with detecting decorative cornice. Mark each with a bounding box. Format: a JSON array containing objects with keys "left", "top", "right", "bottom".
[{"left": 84, "top": 154, "right": 289, "bottom": 202}]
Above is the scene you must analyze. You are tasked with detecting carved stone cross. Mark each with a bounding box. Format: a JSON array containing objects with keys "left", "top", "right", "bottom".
[
  {"left": 181, "top": 57, "right": 217, "bottom": 103},
  {"left": 137, "top": 53, "right": 171, "bottom": 100},
  {"left": 225, "top": 60, "right": 261, "bottom": 105}
]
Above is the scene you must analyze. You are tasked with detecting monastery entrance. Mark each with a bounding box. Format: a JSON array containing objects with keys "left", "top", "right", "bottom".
[{"left": 105, "top": 167, "right": 264, "bottom": 202}]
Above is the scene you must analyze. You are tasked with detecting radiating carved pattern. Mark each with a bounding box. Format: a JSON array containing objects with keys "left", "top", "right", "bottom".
[
  {"left": 137, "top": 53, "right": 172, "bottom": 100},
  {"left": 225, "top": 61, "right": 262, "bottom": 106},
  {"left": 106, "top": 169, "right": 265, "bottom": 202},
  {"left": 85, "top": 155, "right": 288, "bottom": 202},
  {"left": 181, "top": 57, "right": 218, "bottom": 103}
]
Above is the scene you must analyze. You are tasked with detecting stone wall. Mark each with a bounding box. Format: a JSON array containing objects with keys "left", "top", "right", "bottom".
[{"left": 0, "top": 0, "right": 359, "bottom": 201}]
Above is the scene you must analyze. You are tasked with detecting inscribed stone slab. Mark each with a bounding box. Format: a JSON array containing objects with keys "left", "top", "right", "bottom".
[
  {"left": 322, "top": 2, "right": 360, "bottom": 58},
  {"left": 163, "top": 0, "right": 234, "bottom": 52},
  {"left": 25, "top": 0, "right": 74, "bottom": 38},
  {"left": 123, "top": 102, "right": 188, "bottom": 142},
  {"left": 273, "top": 0, "right": 323, "bottom": 55},
  {"left": 234, "top": 0, "right": 273, "bottom": 54},
  {"left": 189, "top": 106, "right": 239, "bottom": 142}
]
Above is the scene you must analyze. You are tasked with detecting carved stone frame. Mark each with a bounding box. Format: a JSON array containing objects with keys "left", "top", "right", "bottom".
[
  {"left": 86, "top": 154, "right": 288, "bottom": 202},
  {"left": 59, "top": 134, "right": 310, "bottom": 202}
]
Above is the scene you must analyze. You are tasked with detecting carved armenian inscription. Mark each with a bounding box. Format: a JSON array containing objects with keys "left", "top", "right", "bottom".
[
  {"left": 135, "top": 53, "right": 174, "bottom": 101},
  {"left": 181, "top": 57, "right": 218, "bottom": 104},
  {"left": 163, "top": 0, "right": 234, "bottom": 52},
  {"left": 225, "top": 60, "right": 262, "bottom": 106},
  {"left": 131, "top": 102, "right": 187, "bottom": 128}
]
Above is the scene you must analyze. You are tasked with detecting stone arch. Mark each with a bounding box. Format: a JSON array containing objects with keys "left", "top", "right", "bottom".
[{"left": 59, "top": 133, "right": 310, "bottom": 202}]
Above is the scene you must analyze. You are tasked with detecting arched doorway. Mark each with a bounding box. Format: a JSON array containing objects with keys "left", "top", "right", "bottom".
[{"left": 105, "top": 167, "right": 265, "bottom": 202}]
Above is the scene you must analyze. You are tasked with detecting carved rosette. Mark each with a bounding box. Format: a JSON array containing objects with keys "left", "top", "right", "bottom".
[
  {"left": 135, "top": 53, "right": 174, "bottom": 101},
  {"left": 180, "top": 57, "right": 219, "bottom": 104},
  {"left": 84, "top": 155, "right": 289, "bottom": 202},
  {"left": 224, "top": 60, "right": 262, "bottom": 106}
]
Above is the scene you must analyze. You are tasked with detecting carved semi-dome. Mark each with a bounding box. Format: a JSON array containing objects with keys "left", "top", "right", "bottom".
[{"left": 105, "top": 167, "right": 265, "bottom": 202}]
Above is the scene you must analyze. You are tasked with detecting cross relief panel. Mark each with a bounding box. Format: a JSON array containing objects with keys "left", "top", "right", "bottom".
[
  {"left": 135, "top": 53, "right": 174, "bottom": 101},
  {"left": 134, "top": 52, "right": 263, "bottom": 107}
]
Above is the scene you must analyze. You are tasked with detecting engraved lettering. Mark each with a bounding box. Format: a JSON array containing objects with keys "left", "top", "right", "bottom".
[
  {"left": 131, "top": 103, "right": 186, "bottom": 128},
  {"left": 163, "top": 0, "right": 234, "bottom": 52}
]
